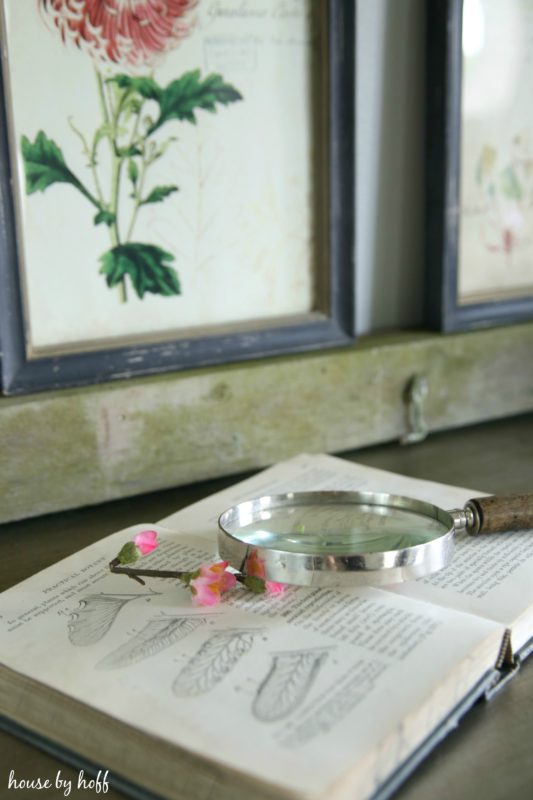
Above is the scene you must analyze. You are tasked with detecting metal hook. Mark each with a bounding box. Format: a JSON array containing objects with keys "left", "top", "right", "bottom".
[{"left": 400, "top": 374, "right": 429, "bottom": 445}]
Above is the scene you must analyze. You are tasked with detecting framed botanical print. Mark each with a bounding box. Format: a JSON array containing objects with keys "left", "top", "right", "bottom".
[
  {"left": 426, "top": 0, "right": 533, "bottom": 331},
  {"left": 0, "top": 0, "right": 354, "bottom": 394}
]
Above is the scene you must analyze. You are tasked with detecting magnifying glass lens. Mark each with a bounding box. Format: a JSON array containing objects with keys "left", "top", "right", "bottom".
[{"left": 225, "top": 501, "right": 450, "bottom": 555}]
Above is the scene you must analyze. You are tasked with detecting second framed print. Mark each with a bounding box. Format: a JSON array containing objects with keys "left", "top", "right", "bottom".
[
  {"left": 427, "top": 0, "right": 533, "bottom": 331},
  {"left": 0, "top": 0, "right": 354, "bottom": 394}
]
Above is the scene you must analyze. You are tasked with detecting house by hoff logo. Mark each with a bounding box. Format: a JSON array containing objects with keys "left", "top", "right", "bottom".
[{"left": 8, "top": 769, "right": 110, "bottom": 795}]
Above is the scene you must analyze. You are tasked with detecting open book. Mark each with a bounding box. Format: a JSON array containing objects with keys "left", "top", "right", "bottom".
[{"left": 1, "top": 454, "right": 533, "bottom": 800}]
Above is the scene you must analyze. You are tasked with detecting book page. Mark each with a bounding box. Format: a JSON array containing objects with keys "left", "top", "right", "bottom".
[
  {"left": 0, "top": 521, "right": 503, "bottom": 800},
  {"left": 390, "top": 528, "right": 533, "bottom": 654},
  {"left": 160, "top": 454, "right": 533, "bottom": 652}
]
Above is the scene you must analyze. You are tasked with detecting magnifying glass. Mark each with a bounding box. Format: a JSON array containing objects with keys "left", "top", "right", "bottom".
[{"left": 218, "top": 491, "right": 533, "bottom": 587}]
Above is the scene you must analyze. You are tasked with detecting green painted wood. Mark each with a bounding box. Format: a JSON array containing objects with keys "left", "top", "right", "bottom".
[{"left": 2, "top": 324, "right": 533, "bottom": 522}]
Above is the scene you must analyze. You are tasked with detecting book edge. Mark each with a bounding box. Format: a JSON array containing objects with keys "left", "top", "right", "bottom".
[{"left": 1, "top": 667, "right": 502, "bottom": 800}]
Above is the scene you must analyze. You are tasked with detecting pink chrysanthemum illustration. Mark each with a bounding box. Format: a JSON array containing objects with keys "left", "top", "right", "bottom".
[
  {"left": 23, "top": 0, "right": 242, "bottom": 303},
  {"left": 39, "top": 0, "right": 198, "bottom": 68}
]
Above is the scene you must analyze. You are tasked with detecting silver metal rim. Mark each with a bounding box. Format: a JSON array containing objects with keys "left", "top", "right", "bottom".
[{"left": 217, "top": 490, "right": 455, "bottom": 587}]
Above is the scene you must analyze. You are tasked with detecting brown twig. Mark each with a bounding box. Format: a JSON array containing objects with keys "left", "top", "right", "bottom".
[
  {"left": 109, "top": 559, "right": 249, "bottom": 592},
  {"left": 109, "top": 558, "right": 187, "bottom": 586}
]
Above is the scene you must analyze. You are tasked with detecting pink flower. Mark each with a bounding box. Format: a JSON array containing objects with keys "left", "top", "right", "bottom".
[
  {"left": 39, "top": 0, "right": 198, "bottom": 69},
  {"left": 265, "top": 581, "right": 286, "bottom": 595},
  {"left": 189, "top": 561, "right": 237, "bottom": 607},
  {"left": 245, "top": 551, "right": 286, "bottom": 596},
  {"left": 134, "top": 529, "right": 159, "bottom": 555}
]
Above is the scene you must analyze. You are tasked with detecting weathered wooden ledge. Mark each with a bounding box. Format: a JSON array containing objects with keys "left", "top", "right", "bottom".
[{"left": 2, "top": 324, "right": 533, "bottom": 523}]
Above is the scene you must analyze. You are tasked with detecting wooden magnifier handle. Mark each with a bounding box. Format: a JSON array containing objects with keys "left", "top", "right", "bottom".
[{"left": 465, "top": 494, "right": 533, "bottom": 535}]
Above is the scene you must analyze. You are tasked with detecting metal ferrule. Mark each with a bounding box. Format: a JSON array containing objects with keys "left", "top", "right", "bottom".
[{"left": 449, "top": 505, "right": 479, "bottom": 535}]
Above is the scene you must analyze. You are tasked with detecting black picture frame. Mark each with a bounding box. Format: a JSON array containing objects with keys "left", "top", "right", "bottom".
[
  {"left": 426, "top": 0, "right": 533, "bottom": 332},
  {"left": 0, "top": 0, "right": 354, "bottom": 395}
]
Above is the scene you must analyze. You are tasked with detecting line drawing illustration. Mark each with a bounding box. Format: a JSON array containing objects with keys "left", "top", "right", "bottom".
[
  {"left": 252, "top": 648, "right": 330, "bottom": 723},
  {"left": 172, "top": 629, "right": 258, "bottom": 697},
  {"left": 96, "top": 615, "right": 206, "bottom": 670},
  {"left": 283, "top": 683, "right": 363, "bottom": 748},
  {"left": 68, "top": 593, "right": 151, "bottom": 647},
  {"left": 282, "top": 659, "right": 387, "bottom": 748}
]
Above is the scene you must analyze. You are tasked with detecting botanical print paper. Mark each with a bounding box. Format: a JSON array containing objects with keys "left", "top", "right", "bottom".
[
  {"left": 1, "top": 0, "right": 315, "bottom": 354},
  {"left": 458, "top": 0, "right": 533, "bottom": 303}
]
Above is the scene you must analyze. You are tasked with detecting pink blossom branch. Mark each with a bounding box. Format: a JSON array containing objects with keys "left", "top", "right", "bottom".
[
  {"left": 109, "top": 557, "right": 253, "bottom": 587},
  {"left": 109, "top": 530, "right": 285, "bottom": 603}
]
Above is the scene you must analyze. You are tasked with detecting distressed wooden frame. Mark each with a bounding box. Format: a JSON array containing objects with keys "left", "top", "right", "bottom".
[
  {"left": 426, "top": 0, "right": 533, "bottom": 332},
  {"left": 0, "top": 0, "right": 355, "bottom": 395},
  {"left": 2, "top": 323, "right": 533, "bottom": 524}
]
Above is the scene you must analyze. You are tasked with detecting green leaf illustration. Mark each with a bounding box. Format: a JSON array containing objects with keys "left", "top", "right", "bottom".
[
  {"left": 140, "top": 185, "right": 178, "bottom": 206},
  {"left": 94, "top": 209, "right": 116, "bottom": 227},
  {"left": 128, "top": 159, "right": 139, "bottom": 188},
  {"left": 22, "top": 131, "right": 83, "bottom": 194},
  {"left": 109, "top": 70, "right": 243, "bottom": 134},
  {"left": 154, "top": 70, "right": 243, "bottom": 131},
  {"left": 108, "top": 74, "right": 162, "bottom": 102},
  {"left": 116, "top": 144, "right": 142, "bottom": 158},
  {"left": 500, "top": 165, "right": 523, "bottom": 201},
  {"left": 123, "top": 95, "right": 143, "bottom": 121},
  {"left": 21, "top": 131, "right": 101, "bottom": 210},
  {"left": 99, "top": 243, "right": 180, "bottom": 299}
]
